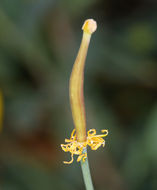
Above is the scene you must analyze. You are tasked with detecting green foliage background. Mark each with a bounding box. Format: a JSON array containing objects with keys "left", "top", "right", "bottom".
[{"left": 0, "top": 0, "right": 157, "bottom": 189}]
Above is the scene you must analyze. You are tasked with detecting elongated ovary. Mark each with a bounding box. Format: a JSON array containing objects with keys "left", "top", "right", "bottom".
[{"left": 69, "top": 19, "right": 97, "bottom": 142}]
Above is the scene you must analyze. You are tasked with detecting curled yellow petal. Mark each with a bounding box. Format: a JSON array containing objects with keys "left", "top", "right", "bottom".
[
  {"left": 82, "top": 152, "right": 87, "bottom": 162},
  {"left": 63, "top": 153, "right": 74, "bottom": 164},
  {"left": 77, "top": 153, "right": 85, "bottom": 162},
  {"left": 101, "top": 129, "right": 108, "bottom": 135},
  {"left": 88, "top": 129, "right": 96, "bottom": 136}
]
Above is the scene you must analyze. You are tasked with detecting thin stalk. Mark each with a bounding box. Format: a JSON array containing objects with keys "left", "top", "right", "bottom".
[{"left": 80, "top": 148, "right": 94, "bottom": 190}]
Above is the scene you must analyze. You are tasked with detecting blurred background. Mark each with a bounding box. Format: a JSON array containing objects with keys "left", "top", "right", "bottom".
[{"left": 0, "top": 0, "right": 157, "bottom": 189}]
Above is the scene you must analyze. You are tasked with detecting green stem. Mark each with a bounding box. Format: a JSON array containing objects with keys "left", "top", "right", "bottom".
[{"left": 80, "top": 148, "right": 94, "bottom": 190}]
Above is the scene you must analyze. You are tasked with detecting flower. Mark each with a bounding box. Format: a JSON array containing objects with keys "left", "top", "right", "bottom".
[
  {"left": 61, "top": 129, "right": 108, "bottom": 164},
  {"left": 61, "top": 19, "right": 108, "bottom": 164}
]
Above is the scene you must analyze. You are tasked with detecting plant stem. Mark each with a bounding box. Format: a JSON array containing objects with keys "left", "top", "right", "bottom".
[{"left": 80, "top": 148, "right": 94, "bottom": 190}]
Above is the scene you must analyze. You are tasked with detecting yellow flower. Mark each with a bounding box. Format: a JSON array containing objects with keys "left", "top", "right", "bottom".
[
  {"left": 61, "top": 129, "right": 108, "bottom": 164},
  {"left": 61, "top": 19, "right": 108, "bottom": 164}
]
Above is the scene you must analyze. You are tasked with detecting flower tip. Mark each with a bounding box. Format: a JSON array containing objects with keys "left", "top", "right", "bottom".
[
  {"left": 101, "top": 129, "right": 108, "bottom": 135},
  {"left": 82, "top": 19, "right": 97, "bottom": 34}
]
